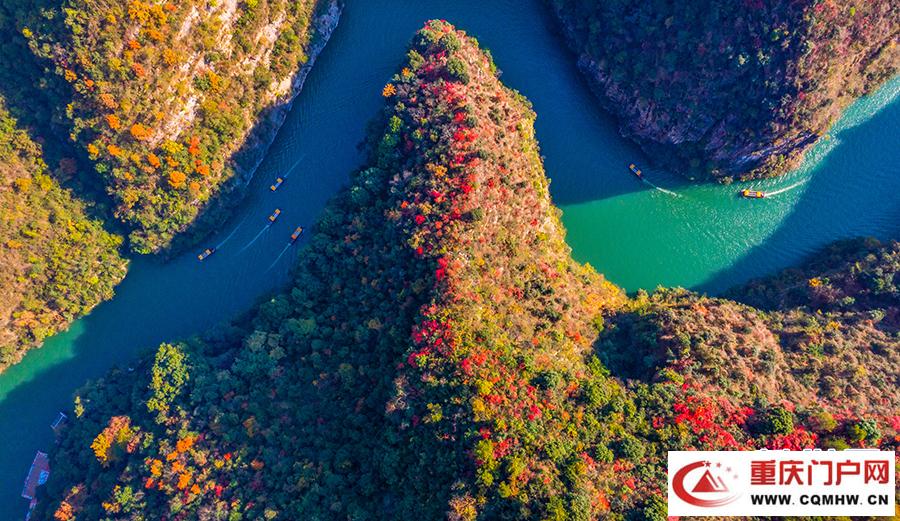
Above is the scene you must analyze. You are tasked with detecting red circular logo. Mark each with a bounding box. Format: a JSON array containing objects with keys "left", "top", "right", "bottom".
[{"left": 672, "top": 461, "right": 742, "bottom": 508}]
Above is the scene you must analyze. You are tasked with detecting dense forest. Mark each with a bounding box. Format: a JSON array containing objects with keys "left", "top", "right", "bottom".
[
  {"left": 0, "top": 95, "right": 126, "bottom": 373},
  {"left": 25, "top": 0, "right": 338, "bottom": 254},
  {"left": 0, "top": 0, "right": 339, "bottom": 373},
  {"left": 31, "top": 24, "right": 900, "bottom": 521},
  {"left": 548, "top": 0, "right": 900, "bottom": 180}
]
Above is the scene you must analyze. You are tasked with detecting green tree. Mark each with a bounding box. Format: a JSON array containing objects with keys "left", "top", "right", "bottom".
[{"left": 147, "top": 343, "right": 190, "bottom": 416}]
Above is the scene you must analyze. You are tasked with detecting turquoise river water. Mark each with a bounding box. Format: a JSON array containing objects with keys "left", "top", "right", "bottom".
[{"left": 3, "top": 0, "right": 900, "bottom": 516}]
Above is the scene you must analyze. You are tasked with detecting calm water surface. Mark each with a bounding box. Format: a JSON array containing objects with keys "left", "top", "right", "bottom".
[{"left": 3, "top": 0, "right": 900, "bottom": 516}]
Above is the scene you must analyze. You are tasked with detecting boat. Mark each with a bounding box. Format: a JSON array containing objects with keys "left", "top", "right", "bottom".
[
  {"left": 270, "top": 177, "right": 284, "bottom": 191},
  {"left": 740, "top": 189, "right": 766, "bottom": 198},
  {"left": 629, "top": 164, "right": 644, "bottom": 181},
  {"left": 268, "top": 209, "right": 282, "bottom": 225},
  {"left": 289, "top": 226, "right": 305, "bottom": 244},
  {"left": 198, "top": 247, "right": 216, "bottom": 261}
]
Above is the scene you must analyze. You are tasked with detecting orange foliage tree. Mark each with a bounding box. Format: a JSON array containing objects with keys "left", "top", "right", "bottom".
[
  {"left": 130, "top": 124, "right": 152, "bottom": 140},
  {"left": 168, "top": 171, "right": 186, "bottom": 188}
]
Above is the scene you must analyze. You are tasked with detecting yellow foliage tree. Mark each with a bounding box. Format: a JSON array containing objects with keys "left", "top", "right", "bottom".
[
  {"left": 91, "top": 433, "right": 111, "bottom": 464},
  {"left": 163, "top": 49, "right": 178, "bottom": 66},
  {"left": 208, "top": 71, "right": 223, "bottom": 92},
  {"left": 14, "top": 178, "right": 32, "bottom": 192},
  {"left": 128, "top": 0, "right": 149, "bottom": 22}
]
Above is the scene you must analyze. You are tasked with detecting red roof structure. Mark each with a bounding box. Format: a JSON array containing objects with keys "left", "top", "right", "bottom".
[{"left": 22, "top": 452, "right": 50, "bottom": 500}]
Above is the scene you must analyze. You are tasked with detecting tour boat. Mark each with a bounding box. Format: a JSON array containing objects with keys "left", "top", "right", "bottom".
[
  {"left": 740, "top": 189, "right": 766, "bottom": 198},
  {"left": 289, "top": 227, "right": 305, "bottom": 244},
  {"left": 198, "top": 247, "right": 216, "bottom": 261},
  {"left": 629, "top": 164, "right": 644, "bottom": 181},
  {"left": 268, "top": 209, "right": 282, "bottom": 225},
  {"left": 270, "top": 178, "right": 284, "bottom": 191}
]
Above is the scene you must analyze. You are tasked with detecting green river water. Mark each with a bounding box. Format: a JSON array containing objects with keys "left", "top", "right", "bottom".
[{"left": 3, "top": 0, "right": 900, "bottom": 516}]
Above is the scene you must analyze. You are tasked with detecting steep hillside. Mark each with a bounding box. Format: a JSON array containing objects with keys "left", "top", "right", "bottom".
[
  {"left": 33, "top": 21, "right": 625, "bottom": 521},
  {"left": 548, "top": 0, "right": 900, "bottom": 180},
  {"left": 26, "top": 0, "right": 340, "bottom": 254},
  {"left": 0, "top": 96, "right": 126, "bottom": 373},
  {"left": 31, "top": 21, "right": 900, "bottom": 521}
]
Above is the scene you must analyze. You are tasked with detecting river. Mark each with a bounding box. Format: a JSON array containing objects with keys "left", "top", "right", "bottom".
[{"left": 3, "top": 0, "right": 900, "bottom": 516}]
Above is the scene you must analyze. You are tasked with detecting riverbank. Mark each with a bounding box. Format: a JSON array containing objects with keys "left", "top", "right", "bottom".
[
  {"left": 231, "top": 0, "right": 343, "bottom": 185},
  {"left": 163, "top": 0, "right": 345, "bottom": 256},
  {"left": 546, "top": 0, "right": 900, "bottom": 180}
]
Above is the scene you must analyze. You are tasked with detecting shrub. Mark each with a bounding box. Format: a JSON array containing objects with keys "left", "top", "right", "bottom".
[
  {"left": 446, "top": 56, "right": 470, "bottom": 84},
  {"left": 617, "top": 436, "right": 646, "bottom": 463},
  {"left": 439, "top": 32, "right": 461, "bottom": 54},
  {"left": 764, "top": 406, "right": 794, "bottom": 435}
]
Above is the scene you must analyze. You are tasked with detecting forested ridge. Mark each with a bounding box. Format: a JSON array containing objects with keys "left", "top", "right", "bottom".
[
  {"left": 548, "top": 0, "right": 900, "bottom": 180},
  {"left": 25, "top": 0, "right": 338, "bottom": 254},
  {"left": 0, "top": 95, "right": 126, "bottom": 373},
  {"left": 32, "top": 23, "right": 900, "bottom": 521},
  {"left": 0, "top": 0, "right": 337, "bottom": 372}
]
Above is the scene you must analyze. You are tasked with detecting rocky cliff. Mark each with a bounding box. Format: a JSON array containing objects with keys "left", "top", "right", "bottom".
[
  {"left": 27, "top": 0, "right": 341, "bottom": 254},
  {"left": 549, "top": 0, "right": 900, "bottom": 180}
]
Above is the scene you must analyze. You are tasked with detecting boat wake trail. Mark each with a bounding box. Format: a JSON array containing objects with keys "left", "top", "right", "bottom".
[
  {"left": 643, "top": 179, "right": 679, "bottom": 196},
  {"left": 766, "top": 180, "right": 807, "bottom": 196},
  {"left": 282, "top": 154, "right": 306, "bottom": 179},
  {"left": 237, "top": 226, "right": 269, "bottom": 254},
  {"left": 215, "top": 224, "right": 242, "bottom": 250},
  {"left": 265, "top": 244, "right": 292, "bottom": 272}
]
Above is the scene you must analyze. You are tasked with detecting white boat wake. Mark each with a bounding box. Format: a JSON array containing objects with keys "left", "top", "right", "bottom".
[
  {"left": 282, "top": 154, "right": 306, "bottom": 179},
  {"left": 643, "top": 179, "right": 679, "bottom": 196},
  {"left": 265, "top": 244, "right": 293, "bottom": 272},
  {"left": 215, "top": 224, "right": 242, "bottom": 249},
  {"left": 237, "top": 226, "right": 269, "bottom": 254},
  {"left": 766, "top": 180, "right": 807, "bottom": 196}
]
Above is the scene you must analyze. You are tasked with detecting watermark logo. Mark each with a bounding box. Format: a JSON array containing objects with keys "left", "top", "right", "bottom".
[
  {"left": 671, "top": 460, "right": 741, "bottom": 507},
  {"left": 669, "top": 450, "right": 895, "bottom": 516}
]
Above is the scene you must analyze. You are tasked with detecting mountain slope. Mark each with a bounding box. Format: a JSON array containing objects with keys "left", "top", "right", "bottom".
[
  {"left": 26, "top": 0, "right": 340, "bottom": 254},
  {"left": 34, "top": 21, "right": 624, "bottom": 521},
  {"left": 548, "top": 0, "right": 900, "bottom": 179},
  {"left": 0, "top": 96, "right": 126, "bottom": 373}
]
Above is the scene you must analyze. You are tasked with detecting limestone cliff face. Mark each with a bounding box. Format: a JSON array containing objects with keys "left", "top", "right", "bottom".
[
  {"left": 551, "top": 0, "right": 900, "bottom": 179},
  {"left": 28, "top": 0, "right": 342, "bottom": 253}
]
